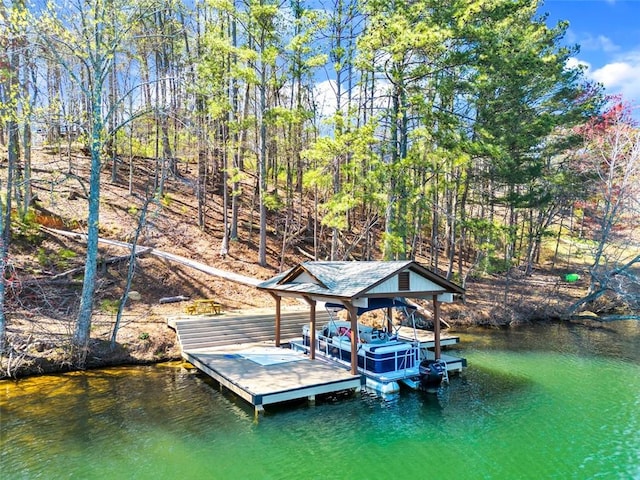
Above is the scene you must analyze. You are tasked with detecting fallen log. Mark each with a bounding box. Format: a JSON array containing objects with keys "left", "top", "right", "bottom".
[
  {"left": 39, "top": 249, "right": 151, "bottom": 282},
  {"left": 40, "top": 227, "right": 261, "bottom": 286},
  {"left": 26, "top": 248, "right": 152, "bottom": 283},
  {"left": 159, "top": 295, "right": 190, "bottom": 304}
]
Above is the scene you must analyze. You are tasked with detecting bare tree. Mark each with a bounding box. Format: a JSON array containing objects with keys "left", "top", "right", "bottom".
[
  {"left": 111, "top": 193, "right": 156, "bottom": 347},
  {"left": 567, "top": 102, "right": 640, "bottom": 320},
  {"left": 37, "top": 0, "right": 159, "bottom": 359},
  {"left": 0, "top": 0, "right": 30, "bottom": 353}
]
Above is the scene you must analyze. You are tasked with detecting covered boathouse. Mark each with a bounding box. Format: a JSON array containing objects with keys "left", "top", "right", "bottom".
[
  {"left": 172, "top": 260, "right": 465, "bottom": 416},
  {"left": 256, "top": 260, "right": 465, "bottom": 376}
]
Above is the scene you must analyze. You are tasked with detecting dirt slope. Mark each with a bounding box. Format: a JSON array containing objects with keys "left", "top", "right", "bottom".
[{"left": 0, "top": 147, "right": 586, "bottom": 378}]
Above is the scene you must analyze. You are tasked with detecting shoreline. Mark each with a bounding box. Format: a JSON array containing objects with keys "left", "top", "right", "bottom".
[{"left": 2, "top": 314, "right": 608, "bottom": 381}]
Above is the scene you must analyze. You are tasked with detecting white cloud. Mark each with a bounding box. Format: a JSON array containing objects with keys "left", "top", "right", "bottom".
[
  {"left": 586, "top": 51, "right": 640, "bottom": 105},
  {"left": 591, "top": 61, "right": 637, "bottom": 88},
  {"left": 566, "top": 56, "right": 590, "bottom": 71},
  {"left": 313, "top": 77, "right": 393, "bottom": 120},
  {"left": 580, "top": 34, "right": 620, "bottom": 53},
  {"left": 313, "top": 79, "right": 338, "bottom": 119}
]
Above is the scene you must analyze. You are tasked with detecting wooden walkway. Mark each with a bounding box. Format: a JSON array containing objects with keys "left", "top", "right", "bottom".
[{"left": 168, "top": 310, "right": 363, "bottom": 415}]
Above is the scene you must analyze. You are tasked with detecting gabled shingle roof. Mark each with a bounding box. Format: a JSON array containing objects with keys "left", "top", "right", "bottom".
[{"left": 257, "top": 260, "right": 464, "bottom": 301}]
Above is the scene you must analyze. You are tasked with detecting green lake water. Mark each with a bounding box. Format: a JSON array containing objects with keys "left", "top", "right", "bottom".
[{"left": 1, "top": 321, "right": 639, "bottom": 479}]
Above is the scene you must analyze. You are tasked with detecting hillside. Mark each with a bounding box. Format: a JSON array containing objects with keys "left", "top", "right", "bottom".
[{"left": 0, "top": 146, "right": 586, "bottom": 378}]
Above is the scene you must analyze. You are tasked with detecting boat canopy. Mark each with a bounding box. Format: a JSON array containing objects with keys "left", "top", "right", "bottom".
[
  {"left": 325, "top": 297, "right": 416, "bottom": 316},
  {"left": 257, "top": 261, "right": 465, "bottom": 375}
]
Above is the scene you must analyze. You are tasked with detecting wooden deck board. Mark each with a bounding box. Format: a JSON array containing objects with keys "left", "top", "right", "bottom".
[
  {"left": 182, "top": 342, "right": 363, "bottom": 410},
  {"left": 396, "top": 326, "right": 460, "bottom": 346}
]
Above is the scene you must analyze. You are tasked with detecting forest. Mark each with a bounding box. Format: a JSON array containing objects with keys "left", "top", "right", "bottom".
[{"left": 0, "top": 0, "right": 639, "bottom": 366}]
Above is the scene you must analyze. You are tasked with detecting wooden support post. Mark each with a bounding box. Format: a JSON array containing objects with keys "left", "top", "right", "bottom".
[
  {"left": 254, "top": 404, "right": 264, "bottom": 421},
  {"left": 302, "top": 295, "right": 316, "bottom": 360},
  {"left": 346, "top": 302, "right": 358, "bottom": 375},
  {"left": 310, "top": 299, "right": 316, "bottom": 360},
  {"left": 433, "top": 297, "right": 441, "bottom": 360},
  {"left": 303, "top": 295, "right": 317, "bottom": 360},
  {"left": 386, "top": 306, "right": 393, "bottom": 333},
  {"left": 271, "top": 293, "right": 282, "bottom": 347}
]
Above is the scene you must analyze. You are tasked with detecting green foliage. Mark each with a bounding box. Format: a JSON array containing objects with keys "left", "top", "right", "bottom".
[
  {"left": 464, "top": 217, "right": 508, "bottom": 253},
  {"left": 99, "top": 299, "right": 121, "bottom": 314},
  {"left": 58, "top": 248, "right": 77, "bottom": 260},
  {"left": 320, "top": 192, "right": 358, "bottom": 230},
  {"left": 381, "top": 232, "right": 406, "bottom": 260},
  {"left": 265, "top": 107, "right": 296, "bottom": 127},
  {"left": 36, "top": 248, "right": 48, "bottom": 267},
  {"left": 227, "top": 168, "right": 248, "bottom": 195},
  {"left": 160, "top": 194, "right": 173, "bottom": 207},
  {"left": 11, "top": 210, "right": 44, "bottom": 245},
  {"left": 479, "top": 254, "right": 511, "bottom": 276},
  {"left": 262, "top": 191, "right": 283, "bottom": 212},
  {"left": 302, "top": 167, "right": 332, "bottom": 191},
  {"left": 126, "top": 137, "right": 156, "bottom": 159},
  {"left": 56, "top": 248, "right": 77, "bottom": 267},
  {"left": 37, "top": 247, "right": 78, "bottom": 270},
  {"left": 12, "top": 0, "right": 607, "bottom": 302}
]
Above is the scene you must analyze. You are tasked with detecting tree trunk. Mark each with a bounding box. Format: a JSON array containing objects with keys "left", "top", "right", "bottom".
[
  {"left": 258, "top": 59, "right": 268, "bottom": 266},
  {"left": 111, "top": 196, "right": 151, "bottom": 347},
  {"left": 74, "top": 88, "right": 104, "bottom": 356}
]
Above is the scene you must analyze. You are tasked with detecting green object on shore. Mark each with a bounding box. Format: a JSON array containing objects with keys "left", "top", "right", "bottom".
[{"left": 565, "top": 273, "right": 580, "bottom": 282}]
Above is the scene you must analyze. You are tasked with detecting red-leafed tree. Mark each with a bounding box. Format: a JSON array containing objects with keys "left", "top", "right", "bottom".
[{"left": 568, "top": 99, "right": 640, "bottom": 320}]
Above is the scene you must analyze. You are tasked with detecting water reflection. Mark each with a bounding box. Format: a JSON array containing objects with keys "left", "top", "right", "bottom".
[
  {"left": 1, "top": 322, "right": 639, "bottom": 479},
  {"left": 460, "top": 320, "right": 640, "bottom": 363}
]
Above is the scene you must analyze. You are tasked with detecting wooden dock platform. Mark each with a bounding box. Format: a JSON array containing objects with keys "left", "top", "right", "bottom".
[
  {"left": 183, "top": 343, "right": 363, "bottom": 416},
  {"left": 396, "top": 326, "right": 460, "bottom": 347},
  {"left": 169, "top": 310, "right": 363, "bottom": 415}
]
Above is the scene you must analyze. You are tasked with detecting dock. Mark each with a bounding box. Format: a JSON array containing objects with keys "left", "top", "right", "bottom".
[
  {"left": 396, "top": 326, "right": 466, "bottom": 372},
  {"left": 168, "top": 310, "right": 364, "bottom": 415},
  {"left": 396, "top": 326, "right": 460, "bottom": 347},
  {"left": 183, "top": 344, "right": 363, "bottom": 415}
]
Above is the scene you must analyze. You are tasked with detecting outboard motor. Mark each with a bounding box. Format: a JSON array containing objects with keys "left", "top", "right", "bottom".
[{"left": 419, "top": 359, "right": 446, "bottom": 391}]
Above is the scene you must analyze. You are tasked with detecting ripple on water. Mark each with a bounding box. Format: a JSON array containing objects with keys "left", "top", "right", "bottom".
[{"left": 1, "top": 324, "right": 639, "bottom": 480}]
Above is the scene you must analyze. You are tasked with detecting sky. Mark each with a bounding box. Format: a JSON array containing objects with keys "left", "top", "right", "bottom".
[
  {"left": 539, "top": 0, "right": 640, "bottom": 112},
  {"left": 313, "top": 0, "right": 640, "bottom": 121}
]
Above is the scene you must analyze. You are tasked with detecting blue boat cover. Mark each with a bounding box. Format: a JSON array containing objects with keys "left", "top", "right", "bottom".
[{"left": 325, "top": 297, "right": 416, "bottom": 316}]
